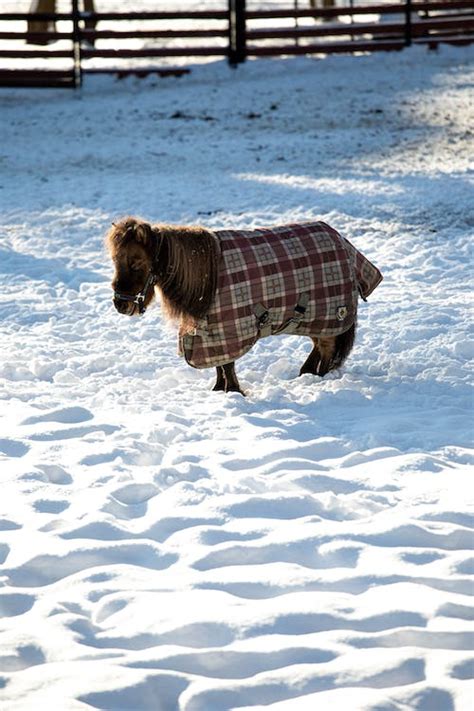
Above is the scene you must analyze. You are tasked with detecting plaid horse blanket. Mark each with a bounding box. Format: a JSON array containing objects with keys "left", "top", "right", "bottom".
[{"left": 179, "top": 221, "right": 382, "bottom": 369}]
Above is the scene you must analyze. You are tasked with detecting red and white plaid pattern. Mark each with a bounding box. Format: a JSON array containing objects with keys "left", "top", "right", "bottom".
[{"left": 179, "top": 221, "right": 382, "bottom": 369}]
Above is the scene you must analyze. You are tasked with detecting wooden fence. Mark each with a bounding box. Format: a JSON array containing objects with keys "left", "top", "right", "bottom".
[{"left": 0, "top": 1, "right": 472, "bottom": 89}]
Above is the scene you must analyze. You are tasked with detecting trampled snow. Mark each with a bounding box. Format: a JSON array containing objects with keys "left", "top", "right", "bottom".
[{"left": 0, "top": 38, "right": 473, "bottom": 711}]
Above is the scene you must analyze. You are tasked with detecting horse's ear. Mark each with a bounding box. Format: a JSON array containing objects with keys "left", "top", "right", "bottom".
[{"left": 133, "top": 221, "right": 153, "bottom": 249}]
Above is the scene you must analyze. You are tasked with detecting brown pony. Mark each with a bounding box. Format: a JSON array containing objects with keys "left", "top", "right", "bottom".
[{"left": 106, "top": 217, "right": 382, "bottom": 396}]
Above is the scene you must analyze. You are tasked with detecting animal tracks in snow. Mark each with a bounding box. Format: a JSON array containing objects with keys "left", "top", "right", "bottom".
[
  {"left": 180, "top": 654, "right": 427, "bottom": 710},
  {"left": 21, "top": 406, "right": 93, "bottom": 426},
  {"left": 0, "top": 593, "right": 35, "bottom": 618},
  {"left": 100, "top": 483, "right": 161, "bottom": 521},
  {"left": 110, "top": 483, "right": 160, "bottom": 506},
  {"left": 0, "top": 439, "right": 29, "bottom": 458},
  {"left": 32, "top": 499, "right": 70, "bottom": 514},
  {"left": 0, "top": 644, "right": 45, "bottom": 673},
  {"left": 5, "top": 542, "right": 177, "bottom": 587},
  {"left": 28, "top": 424, "right": 120, "bottom": 442},
  {"left": 0, "top": 545, "right": 10, "bottom": 565},
  {"left": 36, "top": 464, "right": 73, "bottom": 485},
  {"left": 191, "top": 538, "right": 363, "bottom": 573},
  {"left": 127, "top": 646, "right": 338, "bottom": 679},
  {"left": 1, "top": 396, "right": 472, "bottom": 711}
]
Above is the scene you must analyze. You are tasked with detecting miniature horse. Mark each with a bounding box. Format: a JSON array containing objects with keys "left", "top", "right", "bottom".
[{"left": 106, "top": 217, "right": 382, "bottom": 396}]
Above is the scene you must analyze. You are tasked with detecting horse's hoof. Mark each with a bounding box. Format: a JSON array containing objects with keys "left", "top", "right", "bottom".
[
  {"left": 299, "top": 368, "right": 317, "bottom": 377},
  {"left": 211, "top": 384, "right": 246, "bottom": 396},
  {"left": 226, "top": 387, "right": 246, "bottom": 397}
]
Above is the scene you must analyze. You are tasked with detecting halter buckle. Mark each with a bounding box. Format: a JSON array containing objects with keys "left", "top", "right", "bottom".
[{"left": 136, "top": 294, "right": 146, "bottom": 314}]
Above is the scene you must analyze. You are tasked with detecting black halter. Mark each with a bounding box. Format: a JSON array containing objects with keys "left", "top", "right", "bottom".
[
  {"left": 114, "top": 270, "right": 157, "bottom": 315},
  {"left": 113, "top": 232, "right": 163, "bottom": 315}
]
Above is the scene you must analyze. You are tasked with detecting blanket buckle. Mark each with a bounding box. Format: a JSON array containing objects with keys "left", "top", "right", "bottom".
[{"left": 254, "top": 303, "right": 272, "bottom": 338}]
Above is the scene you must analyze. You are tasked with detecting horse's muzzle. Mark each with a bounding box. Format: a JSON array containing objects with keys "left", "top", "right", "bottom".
[
  {"left": 113, "top": 297, "right": 136, "bottom": 316},
  {"left": 112, "top": 272, "right": 156, "bottom": 317}
]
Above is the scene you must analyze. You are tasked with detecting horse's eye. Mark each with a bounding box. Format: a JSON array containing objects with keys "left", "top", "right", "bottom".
[{"left": 130, "top": 262, "right": 142, "bottom": 272}]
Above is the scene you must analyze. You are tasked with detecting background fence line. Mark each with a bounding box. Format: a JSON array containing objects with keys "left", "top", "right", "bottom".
[{"left": 0, "top": 1, "right": 472, "bottom": 88}]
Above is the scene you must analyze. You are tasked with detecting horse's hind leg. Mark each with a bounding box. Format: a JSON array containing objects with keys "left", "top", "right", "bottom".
[
  {"left": 299, "top": 338, "right": 321, "bottom": 376},
  {"left": 223, "top": 362, "right": 245, "bottom": 395},
  {"left": 213, "top": 362, "right": 245, "bottom": 396},
  {"left": 317, "top": 336, "right": 337, "bottom": 376},
  {"left": 299, "top": 336, "right": 337, "bottom": 377}
]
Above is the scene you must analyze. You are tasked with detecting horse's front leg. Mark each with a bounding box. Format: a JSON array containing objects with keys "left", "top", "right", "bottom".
[
  {"left": 213, "top": 366, "right": 226, "bottom": 392},
  {"left": 212, "top": 363, "right": 245, "bottom": 396}
]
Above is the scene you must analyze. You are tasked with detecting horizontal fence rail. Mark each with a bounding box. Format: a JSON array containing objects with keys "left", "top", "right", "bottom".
[
  {"left": 243, "top": 0, "right": 474, "bottom": 58},
  {"left": 0, "top": 1, "right": 472, "bottom": 88}
]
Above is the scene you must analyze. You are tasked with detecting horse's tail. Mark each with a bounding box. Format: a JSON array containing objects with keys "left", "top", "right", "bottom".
[{"left": 330, "top": 320, "right": 356, "bottom": 371}]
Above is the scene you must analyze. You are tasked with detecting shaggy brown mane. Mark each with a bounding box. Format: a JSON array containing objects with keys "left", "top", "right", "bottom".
[{"left": 106, "top": 217, "right": 220, "bottom": 324}]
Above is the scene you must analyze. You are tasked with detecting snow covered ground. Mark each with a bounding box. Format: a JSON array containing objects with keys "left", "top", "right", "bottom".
[{"left": 0, "top": 40, "right": 473, "bottom": 711}]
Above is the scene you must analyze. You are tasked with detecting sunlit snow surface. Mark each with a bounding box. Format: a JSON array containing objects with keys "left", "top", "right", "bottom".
[{"left": 0, "top": 42, "right": 473, "bottom": 711}]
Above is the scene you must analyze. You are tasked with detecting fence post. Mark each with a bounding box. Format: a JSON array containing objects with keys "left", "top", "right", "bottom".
[
  {"left": 71, "top": 0, "right": 82, "bottom": 88},
  {"left": 405, "top": 0, "right": 412, "bottom": 46},
  {"left": 228, "top": 0, "right": 246, "bottom": 66}
]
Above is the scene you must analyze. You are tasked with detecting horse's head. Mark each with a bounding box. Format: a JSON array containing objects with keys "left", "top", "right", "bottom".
[{"left": 106, "top": 217, "right": 159, "bottom": 316}]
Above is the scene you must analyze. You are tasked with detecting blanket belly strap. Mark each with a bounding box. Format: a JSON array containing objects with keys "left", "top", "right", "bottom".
[
  {"left": 253, "top": 292, "right": 309, "bottom": 339},
  {"left": 273, "top": 293, "right": 309, "bottom": 336},
  {"left": 254, "top": 293, "right": 309, "bottom": 338}
]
